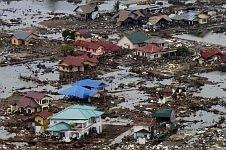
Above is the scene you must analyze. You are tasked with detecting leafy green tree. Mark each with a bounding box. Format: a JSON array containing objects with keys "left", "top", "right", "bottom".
[
  {"left": 60, "top": 44, "right": 75, "bottom": 56},
  {"left": 62, "top": 29, "right": 71, "bottom": 41},
  {"left": 177, "top": 45, "right": 190, "bottom": 56}
]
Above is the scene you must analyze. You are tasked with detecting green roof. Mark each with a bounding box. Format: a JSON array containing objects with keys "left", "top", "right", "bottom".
[
  {"left": 46, "top": 122, "right": 71, "bottom": 132},
  {"left": 126, "top": 31, "right": 150, "bottom": 44},
  {"left": 154, "top": 109, "right": 173, "bottom": 118},
  {"left": 49, "top": 104, "right": 104, "bottom": 120}
]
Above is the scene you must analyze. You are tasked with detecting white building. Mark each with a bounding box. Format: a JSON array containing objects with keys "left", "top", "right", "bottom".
[{"left": 47, "top": 105, "right": 104, "bottom": 142}]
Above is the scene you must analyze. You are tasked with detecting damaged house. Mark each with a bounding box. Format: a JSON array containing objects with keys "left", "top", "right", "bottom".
[
  {"left": 169, "top": 10, "right": 199, "bottom": 26},
  {"left": 146, "top": 15, "right": 172, "bottom": 30},
  {"left": 132, "top": 118, "right": 156, "bottom": 145},
  {"left": 113, "top": 10, "right": 145, "bottom": 27},
  {"left": 198, "top": 48, "right": 221, "bottom": 64},
  {"left": 47, "top": 104, "right": 104, "bottom": 142},
  {"left": 74, "top": 3, "right": 98, "bottom": 20},
  {"left": 145, "top": 36, "right": 169, "bottom": 48},
  {"left": 75, "top": 29, "right": 92, "bottom": 42}
]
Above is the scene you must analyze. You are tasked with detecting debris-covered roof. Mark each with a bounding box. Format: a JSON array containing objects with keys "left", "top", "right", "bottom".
[
  {"left": 137, "top": 44, "right": 163, "bottom": 53},
  {"left": 148, "top": 15, "right": 172, "bottom": 25},
  {"left": 75, "top": 40, "right": 102, "bottom": 50},
  {"left": 145, "top": 36, "right": 166, "bottom": 44},
  {"left": 75, "top": 3, "right": 97, "bottom": 14},
  {"left": 200, "top": 48, "right": 221, "bottom": 59},
  {"left": 76, "top": 29, "right": 92, "bottom": 38},
  {"left": 114, "top": 10, "right": 144, "bottom": 23}
]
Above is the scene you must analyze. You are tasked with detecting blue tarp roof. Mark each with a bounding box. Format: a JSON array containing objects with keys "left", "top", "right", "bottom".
[
  {"left": 49, "top": 104, "right": 104, "bottom": 120},
  {"left": 58, "top": 84, "right": 97, "bottom": 99},
  {"left": 73, "top": 79, "right": 108, "bottom": 89}
]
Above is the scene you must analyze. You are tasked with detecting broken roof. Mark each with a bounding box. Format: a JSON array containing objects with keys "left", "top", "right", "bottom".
[
  {"left": 126, "top": 31, "right": 150, "bottom": 44},
  {"left": 75, "top": 3, "right": 97, "bottom": 14},
  {"left": 114, "top": 10, "right": 144, "bottom": 23},
  {"left": 75, "top": 40, "right": 102, "bottom": 50},
  {"left": 200, "top": 48, "right": 221, "bottom": 59},
  {"left": 170, "top": 11, "right": 199, "bottom": 21},
  {"left": 148, "top": 15, "right": 172, "bottom": 25},
  {"left": 145, "top": 36, "right": 166, "bottom": 44},
  {"left": 76, "top": 29, "right": 92, "bottom": 38},
  {"left": 137, "top": 44, "right": 163, "bottom": 53}
]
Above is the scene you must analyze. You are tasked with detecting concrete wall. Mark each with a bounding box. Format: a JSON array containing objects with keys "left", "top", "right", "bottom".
[{"left": 117, "top": 36, "right": 138, "bottom": 49}]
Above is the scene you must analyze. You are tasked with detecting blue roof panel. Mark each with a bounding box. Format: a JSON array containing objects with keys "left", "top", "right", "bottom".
[
  {"left": 74, "top": 79, "right": 108, "bottom": 89},
  {"left": 58, "top": 84, "right": 97, "bottom": 99}
]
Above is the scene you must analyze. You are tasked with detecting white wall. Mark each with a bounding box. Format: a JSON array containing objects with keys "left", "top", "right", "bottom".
[{"left": 117, "top": 36, "right": 138, "bottom": 49}]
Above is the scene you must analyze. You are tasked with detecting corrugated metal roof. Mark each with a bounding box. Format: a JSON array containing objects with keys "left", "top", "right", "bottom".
[
  {"left": 154, "top": 109, "right": 173, "bottom": 118},
  {"left": 13, "top": 31, "right": 36, "bottom": 40},
  {"left": 49, "top": 104, "right": 104, "bottom": 120},
  {"left": 145, "top": 36, "right": 166, "bottom": 44}
]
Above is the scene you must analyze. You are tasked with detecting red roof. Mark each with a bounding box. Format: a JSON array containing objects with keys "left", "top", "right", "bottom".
[
  {"left": 18, "top": 97, "right": 40, "bottom": 108},
  {"left": 75, "top": 40, "right": 101, "bottom": 50},
  {"left": 137, "top": 44, "right": 163, "bottom": 53},
  {"left": 25, "top": 91, "right": 45, "bottom": 103},
  {"left": 220, "top": 52, "right": 226, "bottom": 62},
  {"left": 36, "top": 110, "right": 52, "bottom": 119},
  {"left": 60, "top": 54, "right": 98, "bottom": 66},
  {"left": 17, "top": 91, "right": 46, "bottom": 108},
  {"left": 200, "top": 48, "right": 221, "bottom": 59},
  {"left": 96, "top": 40, "right": 121, "bottom": 53}
]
